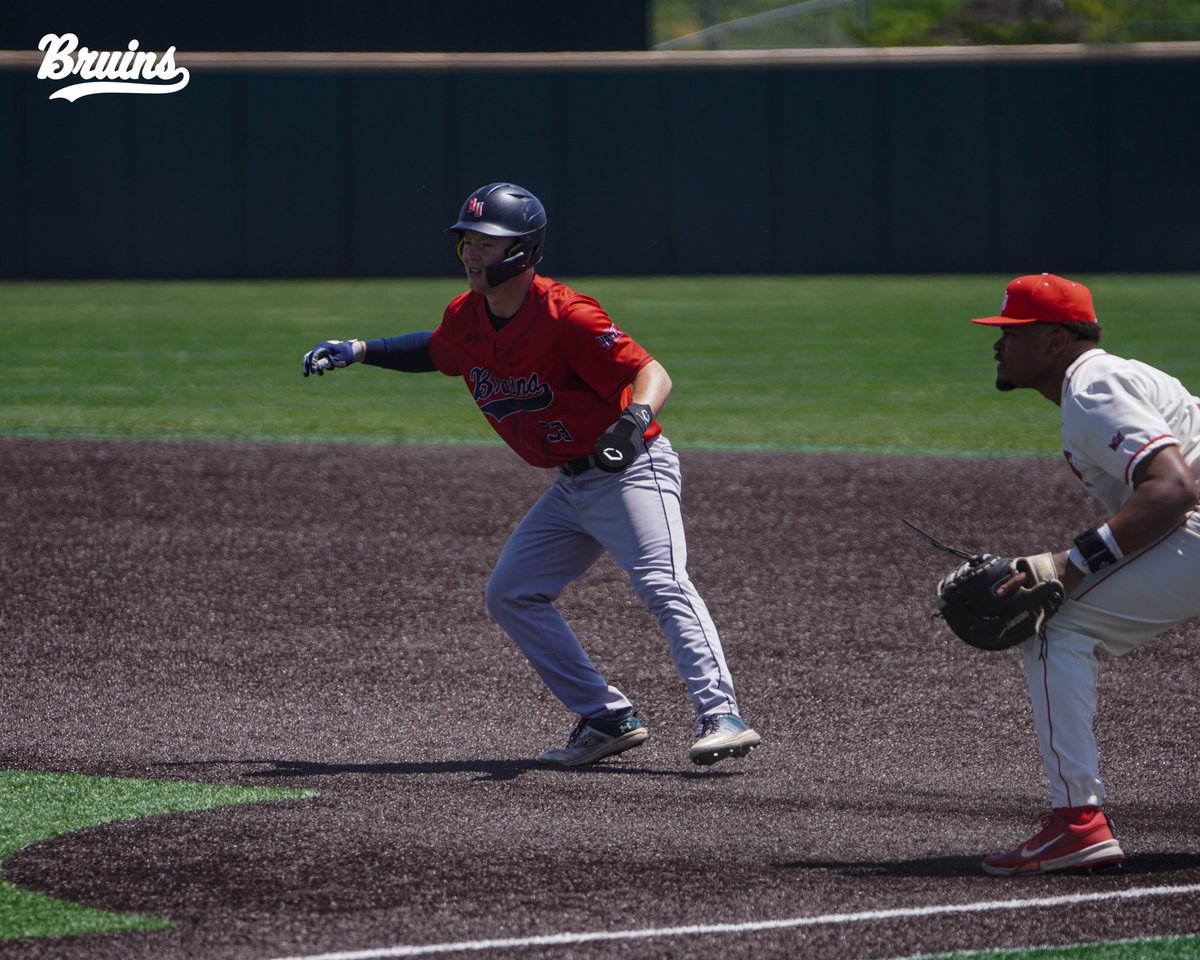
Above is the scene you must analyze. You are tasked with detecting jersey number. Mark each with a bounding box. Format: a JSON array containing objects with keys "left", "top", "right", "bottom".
[{"left": 540, "top": 420, "right": 574, "bottom": 443}]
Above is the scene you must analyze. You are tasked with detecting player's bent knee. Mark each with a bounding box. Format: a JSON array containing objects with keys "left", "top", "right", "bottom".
[
  {"left": 484, "top": 573, "right": 515, "bottom": 618},
  {"left": 627, "top": 569, "right": 691, "bottom": 606},
  {"left": 485, "top": 570, "right": 549, "bottom": 618}
]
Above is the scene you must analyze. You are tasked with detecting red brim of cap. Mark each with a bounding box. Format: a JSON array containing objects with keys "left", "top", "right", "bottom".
[{"left": 970, "top": 316, "right": 1041, "bottom": 326}]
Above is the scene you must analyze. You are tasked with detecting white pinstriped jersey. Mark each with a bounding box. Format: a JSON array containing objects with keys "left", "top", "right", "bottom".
[{"left": 1061, "top": 349, "right": 1200, "bottom": 515}]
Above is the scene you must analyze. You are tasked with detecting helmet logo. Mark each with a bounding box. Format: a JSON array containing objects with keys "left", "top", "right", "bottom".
[{"left": 467, "top": 197, "right": 484, "bottom": 218}]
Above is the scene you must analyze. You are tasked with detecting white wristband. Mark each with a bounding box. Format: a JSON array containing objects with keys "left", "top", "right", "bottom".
[
  {"left": 1097, "top": 522, "right": 1123, "bottom": 560},
  {"left": 1067, "top": 546, "right": 1087, "bottom": 572}
]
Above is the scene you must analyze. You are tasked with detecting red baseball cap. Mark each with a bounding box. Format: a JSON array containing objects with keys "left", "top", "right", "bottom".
[{"left": 971, "top": 273, "right": 1098, "bottom": 326}]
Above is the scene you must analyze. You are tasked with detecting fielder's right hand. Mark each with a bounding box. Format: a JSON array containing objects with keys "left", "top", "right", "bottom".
[{"left": 302, "top": 339, "right": 365, "bottom": 377}]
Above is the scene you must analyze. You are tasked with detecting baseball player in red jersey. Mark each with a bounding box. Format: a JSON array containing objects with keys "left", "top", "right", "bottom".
[
  {"left": 968, "top": 273, "right": 1200, "bottom": 876},
  {"left": 302, "top": 182, "right": 760, "bottom": 767}
]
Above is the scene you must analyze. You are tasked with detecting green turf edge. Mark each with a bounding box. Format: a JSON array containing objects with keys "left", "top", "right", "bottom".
[
  {"left": 0, "top": 770, "right": 317, "bottom": 942},
  {"left": 0, "top": 428, "right": 1057, "bottom": 460},
  {"left": 913, "top": 932, "right": 1200, "bottom": 959}
]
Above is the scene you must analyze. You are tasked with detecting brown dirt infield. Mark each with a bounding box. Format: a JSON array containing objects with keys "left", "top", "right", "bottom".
[{"left": 2, "top": 438, "right": 1198, "bottom": 960}]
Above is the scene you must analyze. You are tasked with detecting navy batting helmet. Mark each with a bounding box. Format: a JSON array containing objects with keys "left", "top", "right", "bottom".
[{"left": 446, "top": 182, "right": 547, "bottom": 288}]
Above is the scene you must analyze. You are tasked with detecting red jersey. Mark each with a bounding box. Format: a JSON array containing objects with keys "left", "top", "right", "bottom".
[{"left": 429, "top": 275, "right": 660, "bottom": 468}]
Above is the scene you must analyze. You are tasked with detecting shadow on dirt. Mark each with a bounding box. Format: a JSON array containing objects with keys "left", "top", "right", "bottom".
[
  {"left": 775, "top": 855, "right": 985, "bottom": 877},
  {"left": 774, "top": 852, "right": 1200, "bottom": 878},
  {"left": 159, "top": 758, "right": 742, "bottom": 783}
]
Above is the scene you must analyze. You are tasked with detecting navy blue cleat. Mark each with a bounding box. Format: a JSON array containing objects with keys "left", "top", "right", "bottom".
[{"left": 538, "top": 709, "right": 648, "bottom": 766}]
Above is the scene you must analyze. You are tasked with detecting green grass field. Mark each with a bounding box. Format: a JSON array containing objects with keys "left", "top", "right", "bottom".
[
  {"left": 0, "top": 771, "right": 315, "bottom": 941},
  {"left": 925, "top": 938, "right": 1200, "bottom": 959},
  {"left": 4, "top": 274, "right": 1198, "bottom": 456}
]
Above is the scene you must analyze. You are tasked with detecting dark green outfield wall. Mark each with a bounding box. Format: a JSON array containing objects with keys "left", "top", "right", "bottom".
[{"left": 3, "top": 49, "right": 1199, "bottom": 278}]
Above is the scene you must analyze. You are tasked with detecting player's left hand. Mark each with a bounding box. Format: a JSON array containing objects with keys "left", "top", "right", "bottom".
[
  {"left": 593, "top": 402, "right": 653, "bottom": 473},
  {"left": 996, "top": 551, "right": 1079, "bottom": 596},
  {"left": 302, "top": 339, "right": 363, "bottom": 377}
]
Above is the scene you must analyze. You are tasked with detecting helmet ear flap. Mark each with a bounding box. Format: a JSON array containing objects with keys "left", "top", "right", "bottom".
[
  {"left": 509, "top": 231, "right": 544, "bottom": 271},
  {"left": 498, "top": 236, "right": 536, "bottom": 271}
]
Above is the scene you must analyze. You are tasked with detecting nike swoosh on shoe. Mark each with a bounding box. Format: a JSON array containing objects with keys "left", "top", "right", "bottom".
[{"left": 1019, "top": 833, "right": 1065, "bottom": 858}]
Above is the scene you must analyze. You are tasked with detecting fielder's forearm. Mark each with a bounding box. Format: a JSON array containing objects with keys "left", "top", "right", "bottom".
[
  {"left": 1062, "top": 445, "right": 1198, "bottom": 587},
  {"left": 1106, "top": 468, "right": 1198, "bottom": 554}
]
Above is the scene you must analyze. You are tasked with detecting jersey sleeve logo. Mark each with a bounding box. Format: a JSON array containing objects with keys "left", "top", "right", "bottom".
[
  {"left": 595, "top": 324, "right": 624, "bottom": 349},
  {"left": 1108, "top": 430, "right": 1125, "bottom": 451},
  {"left": 470, "top": 367, "right": 554, "bottom": 421}
]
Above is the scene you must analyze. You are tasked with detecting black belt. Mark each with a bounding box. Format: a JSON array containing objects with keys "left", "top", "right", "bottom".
[{"left": 559, "top": 455, "right": 595, "bottom": 476}]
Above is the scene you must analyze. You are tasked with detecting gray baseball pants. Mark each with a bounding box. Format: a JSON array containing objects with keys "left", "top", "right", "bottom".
[{"left": 485, "top": 435, "right": 740, "bottom": 726}]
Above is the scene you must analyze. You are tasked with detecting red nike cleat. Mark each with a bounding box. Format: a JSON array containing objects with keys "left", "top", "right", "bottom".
[{"left": 982, "top": 806, "right": 1125, "bottom": 877}]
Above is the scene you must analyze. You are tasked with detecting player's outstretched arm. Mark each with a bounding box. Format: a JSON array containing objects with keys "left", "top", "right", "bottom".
[
  {"left": 303, "top": 333, "right": 438, "bottom": 377},
  {"left": 301, "top": 339, "right": 366, "bottom": 377},
  {"left": 361, "top": 332, "right": 437, "bottom": 373}
]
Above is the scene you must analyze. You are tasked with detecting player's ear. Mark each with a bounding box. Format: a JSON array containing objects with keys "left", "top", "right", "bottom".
[
  {"left": 456, "top": 237, "right": 465, "bottom": 262},
  {"left": 1044, "top": 323, "right": 1070, "bottom": 354}
]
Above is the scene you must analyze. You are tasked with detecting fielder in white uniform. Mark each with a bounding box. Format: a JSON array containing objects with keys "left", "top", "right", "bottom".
[{"left": 970, "top": 273, "right": 1200, "bottom": 876}]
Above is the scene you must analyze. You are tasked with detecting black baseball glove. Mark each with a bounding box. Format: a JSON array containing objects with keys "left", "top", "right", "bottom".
[{"left": 935, "top": 552, "right": 1066, "bottom": 651}]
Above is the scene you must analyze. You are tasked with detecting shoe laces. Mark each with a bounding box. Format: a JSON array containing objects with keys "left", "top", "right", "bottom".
[
  {"left": 569, "top": 708, "right": 638, "bottom": 743},
  {"left": 700, "top": 713, "right": 729, "bottom": 737},
  {"left": 564, "top": 717, "right": 590, "bottom": 746}
]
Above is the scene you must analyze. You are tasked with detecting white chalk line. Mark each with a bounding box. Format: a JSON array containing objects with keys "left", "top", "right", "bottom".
[{"left": 263, "top": 882, "right": 1200, "bottom": 960}]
